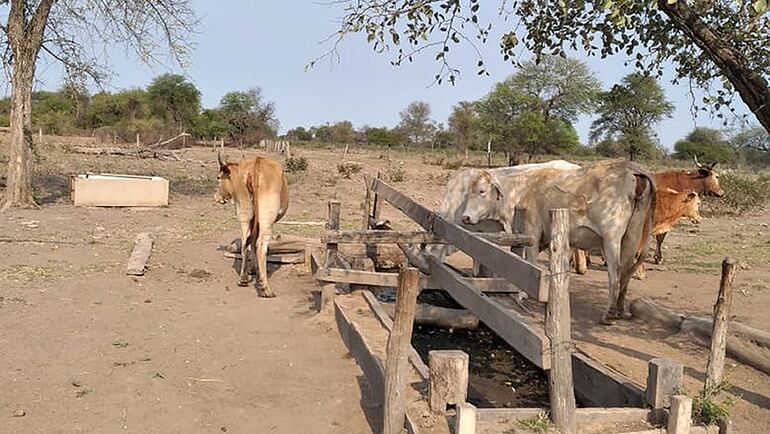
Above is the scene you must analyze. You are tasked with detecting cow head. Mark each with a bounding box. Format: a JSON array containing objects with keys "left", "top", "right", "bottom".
[
  {"left": 461, "top": 170, "right": 504, "bottom": 225},
  {"left": 693, "top": 156, "right": 725, "bottom": 197},
  {"left": 214, "top": 153, "right": 234, "bottom": 204},
  {"left": 669, "top": 188, "right": 702, "bottom": 224}
]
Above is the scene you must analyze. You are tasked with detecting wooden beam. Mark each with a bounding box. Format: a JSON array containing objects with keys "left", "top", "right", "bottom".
[
  {"left": 372, "top": 178, "right": 434, "bottom": 229},
  {"left": 381, "top": 303, "right": 479, "bottom": 330},
  {"left": 126, "top": 232, "right": 153, "bottom": 276},
  {"left": 476, "top": 407, "right": 652, "bottom": 425},
  {"left": 433, "top": 216, "right": 548, "bottom": 302},
  {"left": 383, "top": 268, "right": 420, "bottom": 434},
  {"left": 325, "top": 201, "right": 341, "bottom": 267},
  {"left": 427, "top": 256, "right": 549, "bottom": 370},
  {"left": 546, "top": 209, "right": 576, "bottom": 434},
  {"left": 323, "top": 229, "right": 534, "bottom": 246},
  {"left": 314, "top": 265, "right": 521, "bottom": 294}
]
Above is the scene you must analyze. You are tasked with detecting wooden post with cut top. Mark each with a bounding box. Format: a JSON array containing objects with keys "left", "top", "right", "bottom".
[
  {"left": 382, "top": 268, "right": 420, "bottom": 434},
  {"left": 325, "top": 201, "right": 341, "bottom": 267},
  {"left": 429, "top": 350, "right": 469, "bottom": 413},
  {"left": 705, "top": 257, "right": 737, "bottom": 390},
  {"left": 667, "top": 395, "right": 693, "bottom": 434},
  {"left": 546, "top": 208, "right": 576, "bottom": 434}
]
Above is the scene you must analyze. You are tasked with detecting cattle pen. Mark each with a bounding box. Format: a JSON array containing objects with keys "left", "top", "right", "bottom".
[{"left": 306, "top": 175, "right": 738, "bottom": 434}]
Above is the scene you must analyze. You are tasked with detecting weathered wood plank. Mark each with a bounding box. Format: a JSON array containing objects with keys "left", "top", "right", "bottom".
[
  {"left": 325, "top": 201, "right": 341, "bottom": 267},
  {"left": 322, "top": 229, "right": 534, "bottom": 247},
  {"left": 476, "top": 407, "right": 652, "bottom": 425},
  {"left": 372, "top": 178, "right": 434, "bottom": 229},
  {"left": 432, "top": 216, "right": 548, "bottom": 302},
  {"left": 427, "top": 256, "right": 549, "bottom": 370},
  {"left": 383, "top": 268, "right": 420, "bottom": 434},
  {"left": 381, "top": 303, "right": 479, "bottom": 330},
  {"left": 315, "top": 265, "right": 521, "bottom": 294},
  {"left": 126, "top": 232, "right": 153, "bottom": 276},
  {"left": 224, "top": 251, "right": 305, "bottom": 264}
]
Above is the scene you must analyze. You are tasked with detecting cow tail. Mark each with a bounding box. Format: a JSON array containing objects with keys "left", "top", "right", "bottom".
[
  {"left": 634, "top": 173, "right": 656, "bottom": 258},
  {"left": 248, "top": 163, "right": 261, "bottom": 238}
]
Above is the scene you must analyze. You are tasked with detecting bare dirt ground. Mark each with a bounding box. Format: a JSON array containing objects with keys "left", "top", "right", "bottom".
[{"left": 1, "top": 136, "right": 769, "bottom": 432}]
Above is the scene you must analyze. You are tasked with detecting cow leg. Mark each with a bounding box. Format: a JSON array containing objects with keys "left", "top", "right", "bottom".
[
  {"left": 573, "top": 248, "right": 587, "bottom": 275},
  {"left": 654, "top": 233, "right": 666, "bottom": 264},
  {"left": 238, "top": 218, "right": 252, "bottom": 287},
  {"left": 256, "top": 230, "right": 274, "bottom": 298},
  {"left": 600, "top": 241, "right": 621, "bottom": 325}
]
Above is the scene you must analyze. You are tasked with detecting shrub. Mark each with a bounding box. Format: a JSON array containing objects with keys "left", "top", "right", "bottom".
[
  {"left": 337, "top": 162, "right": 363, "bottom": 179},
  {"left": 442, "top": 158, "right": 464, "bottom": 170},
  {"left": 386, "top": 162, "right": 406, "bottom": 183},
  {"left": 285, "top": 156, "right": 308, "bottom": 173},
  {"left": 421, "top": 154, "right": 445, "bottom": 166},
  {"left": 690, "top": 380, "right": 734, "bottom": 426},
  {"left": 518, "top": 411, "right": 551, "bottom": 433},
  {"left": 704, "top": 172, "right": 770, "bottom": 215}
]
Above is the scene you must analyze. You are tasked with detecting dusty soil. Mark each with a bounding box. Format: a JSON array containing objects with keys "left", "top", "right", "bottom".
[{"left": 1, "top": 136, "right": 769, "bottom": 432}]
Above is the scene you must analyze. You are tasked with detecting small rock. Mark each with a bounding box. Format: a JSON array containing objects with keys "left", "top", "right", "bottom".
[
  {"left": 20, "top": 220, "right": 39, "bottom": 229},
  {"left": 12, "top": 409, "right": 25, "bottom": 417}
]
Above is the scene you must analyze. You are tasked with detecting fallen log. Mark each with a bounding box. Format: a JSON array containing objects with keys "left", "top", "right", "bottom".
[
  {"left": 71, "top": 146, "right": 180, "bottom": 161},
  {"left": 630, "top": 298, "right": 770, "bottom": 375},
  {"left": 126, "top": 232, "right": 153, "bottom": 276},
  {"left": 382, "top": 302, "right": 479, "bottom": 330}
]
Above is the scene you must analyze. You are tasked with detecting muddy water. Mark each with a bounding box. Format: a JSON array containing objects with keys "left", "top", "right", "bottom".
[{"left": 379, "top": 288, "right": 550, "bottom": 408}]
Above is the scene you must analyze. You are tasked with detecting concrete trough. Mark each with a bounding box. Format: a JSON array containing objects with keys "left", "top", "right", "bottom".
[{"left": 70, "top": 173, "right": 169, "bottom": 207}]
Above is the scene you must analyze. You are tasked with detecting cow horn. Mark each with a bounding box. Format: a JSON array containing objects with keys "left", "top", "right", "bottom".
[
  {"left": 710, "top": 162, "right": 718, "bottom": 169},
  {"left": 693, "top": 155, "right": 703, "bottom": 168},
  {"left": 218, "top": 152, "right": 224, "bottom": 167}
]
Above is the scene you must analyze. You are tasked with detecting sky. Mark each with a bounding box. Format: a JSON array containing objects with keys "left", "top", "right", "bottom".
[{"left": 25, "top": 0, "right": 754, "bottom": 150}]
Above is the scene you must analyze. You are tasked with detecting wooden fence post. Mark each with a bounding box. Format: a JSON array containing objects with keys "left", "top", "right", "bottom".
[
  {"left": 547, "top": 208, "right": 576, "bottom": 434},
  {"left": 383, "top": 268, "right": 420, "bottom": 434},
  {"left": 362, "top": 175, "right": 373, "bottom": 231},
  {"left": 429, "top": 350, "right": 469, "bottom": 413},
  {"left": 667, "top": 395, "right": 693, "bottom": 434},
  {"left": 325, "top": 201, "right": 341, "bottom": 267},
  {"left": 366, "top": 172, "right": 383, "bottom": 264},
  {"left": 705, "top": 257, "right": 737, "bottom": 390}
]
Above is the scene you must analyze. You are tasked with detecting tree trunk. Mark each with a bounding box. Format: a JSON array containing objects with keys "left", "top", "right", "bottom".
[
  {"left": 659, "top": 0, "right": 770, "bottom": 134},
  {"left": 2, "top": 60, "right": 37, "bottom": 211}
]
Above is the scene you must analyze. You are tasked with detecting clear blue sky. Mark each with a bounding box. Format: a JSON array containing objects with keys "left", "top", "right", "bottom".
[{"left": 28, "top": 0, "right": 752, "bottom": 150}]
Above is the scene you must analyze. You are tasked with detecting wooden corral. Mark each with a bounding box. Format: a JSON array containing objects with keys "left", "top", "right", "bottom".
[{"left": 315, "top": 177, "right": 734, "bottom": 434}]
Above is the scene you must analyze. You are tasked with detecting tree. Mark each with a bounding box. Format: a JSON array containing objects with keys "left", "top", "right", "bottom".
[
  {"left": 447, "top": 101, "right": 481, "bottom": 153},
  {"left": 590, "top": 73, "right": 674, "bottom": 160},
  {"left": 365, "top": 127, "right": 396, "bottom": 147},
  {"left": 731, "top": 125, "right": 770, "bottom": 153},
  {"left": 326, "top": 1, "right": 770, "bottom": 134},
  {"left": 474, "top": 57, "right": 594, "bottom": 160},
  {"left": 192, "top": 109, "right": 227, "bottom": 140},
  {"left": 286, "top": 126, "right": 313, "bottom": 141},
  {"left": 329, "top": 120, "right": 356, "bottom": 144},
  {"left": 674, "top": 127, "right": 735, "bottom": 163},
  {"left": 1, "top": 0, "right": 198, "bottom": 210},
  {"left": 146, "top": 73, "right": 201, "bottom": 131},
  {"left": 219, "top": 88, "right": 278, "bottom": 146},
  {"left": 397, "top": 101, "right": 436, "bottom": 148}
]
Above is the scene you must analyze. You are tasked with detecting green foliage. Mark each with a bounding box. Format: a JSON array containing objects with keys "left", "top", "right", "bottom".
[
  {"left": 687, "top": 380, "right": 735, "bottom": 426},
  {"left": 285, "top": 156, "right": 309, "bottom": 173},
  {"left": 704, "top": 172, "right": 770, "bottom": 215},
  {"left": 674, "top": 128, "right": 735, "bottom": 164},
  {"left": 448, "top": 101, "right": 481, "bottom": 152},
  {"left": 193, "top": 109, "right": 227, "bottom": 139},
  {"left": 286, "top": 126, "right": 314, "bottom": 141},
  {"left": 337, "top": 162, "right": 363, "bottom": 178},
  {"left": 329, "top": 0, "right": 769, "bottom": 128},
  {"left": 590, "top": 73, "right": 674, "bottom": 160},
  {"left": 220, "top": 88, "right": 278, "bottom": 146},
  {"left": 146, "top": 73, "right": 201, "bottom": 130},
  {"left": 329, "top": 120, "right": 356, "bottom": 144},
  {"left": 398, "top": 101, "right": 436, "bottom": 148},
  {"left": 365, "top": 126, "right": 396, "bottom": 147},
  {"left": 518, "top": 411, "right": 552, "bottom": 433}
]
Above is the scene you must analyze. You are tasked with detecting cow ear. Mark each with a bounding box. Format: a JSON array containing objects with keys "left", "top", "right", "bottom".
[
  {"left": 492, "top": 177, "right": 504, "bottom": 201},
  {"left": 686, "top": 191, "right": 698, "bottom": 201}
]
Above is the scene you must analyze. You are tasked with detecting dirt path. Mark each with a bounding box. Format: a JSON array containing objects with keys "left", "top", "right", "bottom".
[{"left": 0, "top": 202, "right": 376, "bottom": 433}]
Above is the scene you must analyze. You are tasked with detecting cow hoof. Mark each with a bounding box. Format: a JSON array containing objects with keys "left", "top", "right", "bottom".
[
  {"left": 599, "top": 315, "right": 616, "bottom": 326},
  {"left": 248, "top": 269, "right": 257, "bottom": 275},
  {"left": 237, "top": 279, "right": 250, "bottom": 287},
  {"left": 618, "top": 311, "right": 633, "bottom": 320},
  {"left": 261, "top": 289, "right": 276, "bottom": 298}
]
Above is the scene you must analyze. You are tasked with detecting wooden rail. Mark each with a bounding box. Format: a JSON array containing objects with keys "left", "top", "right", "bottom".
[
  {"left": 321, "top": 229, "right": 534, "bottom": 247},
  {"left": 371, "top": 178, "right": 549, "bottom": 302}
]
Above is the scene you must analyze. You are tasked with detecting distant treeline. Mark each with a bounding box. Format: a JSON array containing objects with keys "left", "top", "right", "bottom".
[{"left": 0, "top": 73, "right": 279, "bottom": 146}]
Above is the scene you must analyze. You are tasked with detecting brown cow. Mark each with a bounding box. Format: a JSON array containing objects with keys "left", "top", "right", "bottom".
[
  {"left": 215, "top": 155, "right": 289, "bottom": 297},
  {"left": 634, "top": 188, "right": 701, "bottom": 279},
  {"left": 652, "top": 156, "right": 723, "bottom": 263}
]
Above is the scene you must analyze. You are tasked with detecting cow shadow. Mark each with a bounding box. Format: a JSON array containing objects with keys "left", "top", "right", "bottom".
[{"left": 567, "top": 276, "right": 769, "bottom": 409}]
